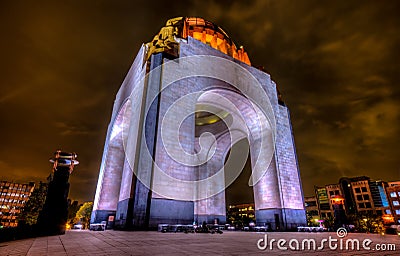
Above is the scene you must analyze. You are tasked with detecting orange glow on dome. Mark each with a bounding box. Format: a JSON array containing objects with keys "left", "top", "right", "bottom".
[
  {"left": 183, "top": 17, "right": 251, "bottom": 65},
  {"left": 146, "top": 17, "right": 251, "bottom": 65}
]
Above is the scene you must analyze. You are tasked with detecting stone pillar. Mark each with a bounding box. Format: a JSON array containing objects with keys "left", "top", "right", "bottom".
[{"left": 37, "top": 151, "right": 78, "bottom": 236}]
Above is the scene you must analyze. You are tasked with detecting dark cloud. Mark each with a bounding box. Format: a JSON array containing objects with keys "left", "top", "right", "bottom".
[{"left": 0, "top": 0, "right": 399, "bottom": 202}]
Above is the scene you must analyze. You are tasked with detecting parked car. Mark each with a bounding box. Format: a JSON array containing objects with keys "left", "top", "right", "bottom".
[
  {"left": 73, "top": 224, "right": 83, "bottom": 230},
  {"left": 253, "top": 226, "right": 268, "bottom": 232},
  {"left": 90, "top": 221, "right": 106, "bottom": 231},
  {"left": 227, "top": 225, "right": 235, "bottom": 231}
]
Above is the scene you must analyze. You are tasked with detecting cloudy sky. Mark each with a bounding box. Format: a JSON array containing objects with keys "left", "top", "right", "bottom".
[{"left": 1, "top": 0, "right": 399, "bottom": 203}]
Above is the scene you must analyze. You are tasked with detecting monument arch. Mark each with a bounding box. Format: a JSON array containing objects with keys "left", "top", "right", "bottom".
[{"left": 91, "top": 17, "right": 306, "bottom": 230}]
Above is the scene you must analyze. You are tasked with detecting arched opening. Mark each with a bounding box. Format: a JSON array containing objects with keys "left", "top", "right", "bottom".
[
  {"left": 193, "top": 87, "right": 275, "bottom": 226},
  {"left": 224, "top": 139, "right": 255, "bottom": 228},
  {"left": 92, "top": 100, "right": 131, "bottom": 224}
]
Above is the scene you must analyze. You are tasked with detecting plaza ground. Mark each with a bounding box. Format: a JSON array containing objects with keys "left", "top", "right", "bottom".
[{"left": 0, "top": 230, "right": 399, "bottom": 255}]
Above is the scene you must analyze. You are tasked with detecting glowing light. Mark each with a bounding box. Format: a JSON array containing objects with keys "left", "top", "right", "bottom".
[{"left": 382, "top": 214, "right": 394, "bottom": 222}]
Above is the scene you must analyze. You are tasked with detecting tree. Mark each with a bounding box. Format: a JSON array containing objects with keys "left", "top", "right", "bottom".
[
  {"left": 323, "top": 215, "right": 335, "bottom": 231},
  {"left": 349, "top": 212, "right": 384, "bottom": 234},
  {"left": 75, "top": 202, "right": 93, "bottom": 229},
  {"left": 306, "top": 210, "right": 319, "bottom": 227},
  {"left": 67, "top": 200, "right": 81, "bottom": 227},
  {"left": 18, "top": 182, "right": 48, "bottom": 226}
]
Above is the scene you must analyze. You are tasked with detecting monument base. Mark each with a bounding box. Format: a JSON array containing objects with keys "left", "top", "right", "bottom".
[
  {"left": 256, "top": 208, "right": 306, "bottom": 231},
  {"left": 91, "top": 210, "right": 116, "bottom": 225},
  {"left": 149, "top": 198, "right": 194, "bottom": 228},
  {"left": 195, "top": 214, "right": 226, "bottom": 225}
]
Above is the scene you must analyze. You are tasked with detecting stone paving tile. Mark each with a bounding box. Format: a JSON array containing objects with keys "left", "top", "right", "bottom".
[{"left": 0, "top": 230, "right": 399, "bottom": 255}]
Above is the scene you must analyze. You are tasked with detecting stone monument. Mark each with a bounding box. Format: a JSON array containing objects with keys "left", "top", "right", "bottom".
[{"left": 91, "top": 17, "right": 306, "bottom": 230}]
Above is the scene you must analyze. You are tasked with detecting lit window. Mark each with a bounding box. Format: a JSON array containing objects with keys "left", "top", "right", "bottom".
[
  {"left": 390, "top": 192, "right": 397, "bottom": 197},
  {"left": 396, "top": 210, "right": 400, "bottom": 215},
  {"left": 386, "top": 209, "right": 391, "bottom": 214},
  {"left": 398, "top": 192, "right": 400, "bottom": 197},
  {"left": 393, "top": 201, "right": 399, "bottom": 206}
]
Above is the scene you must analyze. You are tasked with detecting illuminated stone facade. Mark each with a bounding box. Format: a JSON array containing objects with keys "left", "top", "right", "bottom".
[{"left": 91, "top": 17, "right": 306, "bottom": 230}]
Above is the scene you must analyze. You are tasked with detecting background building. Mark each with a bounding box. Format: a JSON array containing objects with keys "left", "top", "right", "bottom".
[
  {"left": 0, "top": 181, "right": 35, "bottom": 228},
  {"left": 369, "top": 180, "right": 390, "bottom": 215},
  {"left": 315, "top": 186, "right": 332, "bottom": 219},
  {"left": 304, "top": 196, "right": 319, "bottom": 225},
  {"left": 310, "top": 176, "right": 397, "bottom": 226},
  {"left": 227, "top": 203, "right": 255, "bottom": 227},
  {"left": 386, "top": 181, "right": 400, "bottom": 224}
]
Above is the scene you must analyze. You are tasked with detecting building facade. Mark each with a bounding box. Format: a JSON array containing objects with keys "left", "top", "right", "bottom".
[
  {"left": 0, "top": 181, "right": 35, "bottom": 228},
  {"left": 227, "top": 203, "right": 255, "bottom": 226},
  {"left": 386, "top": 182, "right": 400, "bottom": 224},
  {"left": 311, "top": 176, "right": 395, "bottom": 224},
  {"left": 304, "top": 196, "right": 319, "bottom": 225},
  {"left": 91, "top": 17, "right": 306, "bottom": 230}
]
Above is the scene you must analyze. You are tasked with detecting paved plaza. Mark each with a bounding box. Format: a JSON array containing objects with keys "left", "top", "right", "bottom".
[{"left": 0, "top": 230, "right": 399, "bottom": 255}]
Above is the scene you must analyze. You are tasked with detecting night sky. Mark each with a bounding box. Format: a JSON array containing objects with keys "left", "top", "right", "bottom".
[{"left": 1, "top": 1, "right": 399, "bottom": 203}]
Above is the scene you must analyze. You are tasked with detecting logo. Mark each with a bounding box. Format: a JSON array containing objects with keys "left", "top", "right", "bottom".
[{"left": 336, "top": 227, "right": 347, "bottom": 238}]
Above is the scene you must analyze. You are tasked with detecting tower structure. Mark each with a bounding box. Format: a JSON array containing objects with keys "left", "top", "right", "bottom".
[
  {"left": 37, "top": 150, "right": 78, "bottom": 235},
  {"left": 91, "top": 17, "right": 306, "bottom": 230}
]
